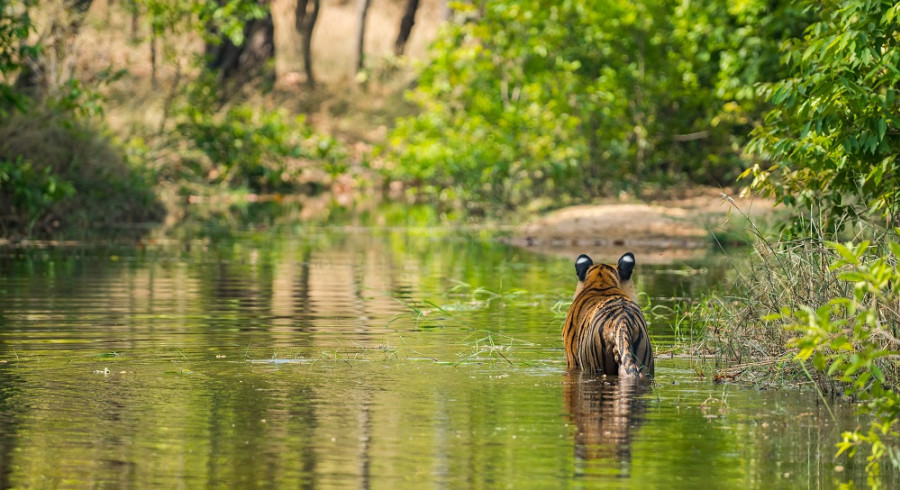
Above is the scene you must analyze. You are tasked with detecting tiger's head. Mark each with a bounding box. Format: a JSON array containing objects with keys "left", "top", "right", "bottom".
[{"left": 572, "top": 252, "right": 637, "bottom": 302}]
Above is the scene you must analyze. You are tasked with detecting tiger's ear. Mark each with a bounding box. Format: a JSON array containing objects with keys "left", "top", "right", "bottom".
[
  {"left": 617, "top": 252, "right": 635, "bottom": 281},
  {"left": 575, "top": 254, "right": 593, "bottom": 282}
]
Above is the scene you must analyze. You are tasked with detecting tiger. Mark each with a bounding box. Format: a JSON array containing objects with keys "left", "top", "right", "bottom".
[{"left": 562, "top": 252, "right": 654, "bottom": 378}]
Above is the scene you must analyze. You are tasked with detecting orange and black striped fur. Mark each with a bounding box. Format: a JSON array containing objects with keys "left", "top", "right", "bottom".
[{"left": 562, "top": 253, "right": 654, "bottom": 377}]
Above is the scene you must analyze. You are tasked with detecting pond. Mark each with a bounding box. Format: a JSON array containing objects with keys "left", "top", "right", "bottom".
[{"left": 0, "top": 226, "right": 884, "bottom": 488}]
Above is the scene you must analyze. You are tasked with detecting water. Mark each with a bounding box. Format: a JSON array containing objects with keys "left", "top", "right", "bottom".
[{"left": 0, "top": 227, "right": 881, "bottom": 488}]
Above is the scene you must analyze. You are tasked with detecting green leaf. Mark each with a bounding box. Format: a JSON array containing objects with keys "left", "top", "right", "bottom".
[
  {"left": 812, "top": 351, "right": 827, "bottom": 371},
  {"left": 828, "top": 241, "right": 859, "bottom": 266},
  {"left": 838, "top": 271, "right": 870, "bottom": 283},
  {"left": 827, "top": 358, "right": 845, "bottom": 376}
]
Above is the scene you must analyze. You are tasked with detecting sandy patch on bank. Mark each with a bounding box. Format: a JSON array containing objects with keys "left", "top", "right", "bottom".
[{"left": 504, "top": 189, "right": 774, "bottom": 263}]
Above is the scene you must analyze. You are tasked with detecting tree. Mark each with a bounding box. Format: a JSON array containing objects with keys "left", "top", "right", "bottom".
[
  {"left": 205, "top": 1, "right": 273, "bottom": 83},
  {"left": 13, "top": 0, "right": 94, "bottom": 99},
  {"left": 271, "top": 0, "right": 304, "bottom": 85},
  {"left": 355, "top": 0, "right": 371, "bottom": 74},
  {"left": 394, "top": 0, "right": 419, "bottom": 56},
  {"left": 745, "top": 0, "right": 900, "bottom": 227},
  {"left": 295, "top": 0, "right": 319, "bottom": 88},
  {"left": 386, "top": 0, "right": 807, "bottom": 207}
]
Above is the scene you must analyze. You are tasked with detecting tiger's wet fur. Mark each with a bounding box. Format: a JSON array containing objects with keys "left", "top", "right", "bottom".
[{"left": 562, "top": 253, "right": 654, "bottom": 378}]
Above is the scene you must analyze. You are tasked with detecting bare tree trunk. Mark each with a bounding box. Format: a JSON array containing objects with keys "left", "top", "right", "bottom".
[
  {"left": 150, "top": 28, "right": 157, "bottom": 89},
  {"left": 296, "top": 0, "right": 320, "bottom": 88},
  {"left": 129, "top": 0, "right": 138, "bottom": 42},
  {"left": 355, "top": 0, "right": 371, "bottom": 74},
  {"left": 394, "top": 0, "right": 419, "bottom": 56},
  {"left": 271, "top": 0, "right": 304, "bottom": 85}
]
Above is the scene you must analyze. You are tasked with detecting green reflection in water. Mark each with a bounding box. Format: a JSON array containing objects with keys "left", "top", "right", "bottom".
[{"left": 0, "top": 228, "right": 886, "bottom": 488}]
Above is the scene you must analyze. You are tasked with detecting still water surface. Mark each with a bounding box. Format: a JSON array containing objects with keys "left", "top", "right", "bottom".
[{"left": 0, "top": 227, "right": 881, "bottom": 488}]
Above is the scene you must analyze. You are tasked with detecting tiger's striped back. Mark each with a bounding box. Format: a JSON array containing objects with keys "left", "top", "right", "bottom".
[{"left": 562, "top": 253, "right": 654, "bottom": 377}]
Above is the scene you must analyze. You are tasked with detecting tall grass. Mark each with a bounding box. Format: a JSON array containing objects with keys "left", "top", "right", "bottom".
[{"left": 692, "top": 210, "right": 899, "bottom": 387}]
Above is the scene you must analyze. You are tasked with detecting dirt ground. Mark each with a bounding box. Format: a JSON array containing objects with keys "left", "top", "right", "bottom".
[{"left": 504, "top": 188, "right": 774, "bottom": 264}]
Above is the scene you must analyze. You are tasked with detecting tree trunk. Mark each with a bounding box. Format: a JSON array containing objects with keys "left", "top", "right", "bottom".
[
  {"left": 129, "top": 0, "right": 139, "bottom": 42},
  {"left": 271, "top": 0, "right": 303, "bottom": 85},
  {"left": 355, "top": 0, "right": 371, "bottom": 74},
  {"left": 150, "top": 29, "right": 157, "bottom": 89},
  {"left": 206, "top": 10, "right": 274, "bottom": 84},
  {"left": 394, "top": 0, "right": 419, "bottom": 56},
  {"left": 296, "top": 0, "right": 320, "bottom": 88}
]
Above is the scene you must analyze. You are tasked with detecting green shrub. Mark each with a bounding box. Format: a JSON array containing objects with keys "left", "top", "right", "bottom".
[
  {"left": 175, "top": 79, "right": 346, "bottom": 192},
  {"left": 0, "top": 110, "right": 164, "bottom": 235},
  {"left": 386, "top": 0, "right": 808, "bottom": 209},
  {"left": 0, "top": 156, "right": 73, "bottom": 231},
  {"left": 0, "top": 0, "right": 37, "bottom": 114}
]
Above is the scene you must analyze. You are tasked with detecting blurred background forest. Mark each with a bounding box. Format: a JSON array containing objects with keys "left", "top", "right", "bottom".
[{"left": 0, "top": 0, "right": 898, "bottom": 235}]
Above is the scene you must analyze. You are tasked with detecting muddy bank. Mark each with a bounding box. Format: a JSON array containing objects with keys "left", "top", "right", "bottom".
[{"left": 505, "top": 189, "right": 773, "bottom": 263}]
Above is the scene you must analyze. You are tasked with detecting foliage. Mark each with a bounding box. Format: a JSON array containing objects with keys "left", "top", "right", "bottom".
[
  {"left": 686, "top": 215, "right": 900, "bottom": 485},
  {"left": 0, "top": 0, "right": 37, "bottom": 113},
  {"left": 0, "top": 0, "right": 166, "bottom": 235},
  {"left": 175, "top": 79, "right": 345, "bottom": 192},
  {"left": 387, "top": 0, "right": 808, "bottom": 208},
  {"left": 0, "top": 155, "right": 74, "bottom": 231},
  {"left": 771, "top": 240, "right": 900, "bottom": 486},
  {"left": 0, "top": 110, "right": 163, "bottom": 235},
  {"left": 744, "top": 0, "right": 900, "bottom": 228},
  {"left": 139, "top": 0, "right": 266, "bottom": 44}
]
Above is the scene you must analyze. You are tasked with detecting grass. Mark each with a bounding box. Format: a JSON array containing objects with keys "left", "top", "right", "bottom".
[{"left": 684, "top": 209, "right": 900, "bottom": 390}]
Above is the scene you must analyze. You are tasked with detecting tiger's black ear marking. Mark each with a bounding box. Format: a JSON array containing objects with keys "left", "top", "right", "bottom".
[
  {"left": 575, "top": 254, "right": 593, "bottom": 282},
  {"left": 617, "top": 252, "right": 635, "bottom": 281}
]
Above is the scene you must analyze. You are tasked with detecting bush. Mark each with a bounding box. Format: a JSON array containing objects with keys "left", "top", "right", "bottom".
[
  {"left": 0, "top": 155, "right": 73, "bottom": 232},
  {"left": 0, "top": 110, "right": 164, "bottom": 235},
  {"left": 174, "top": 79, "right": 346, "bottom": 193},
  {"left": 744, "top": 0, "right": 900, "bottom": 228},
  {"left": 0, "top": 0, "right": 36, "bottom": 114},
  {"left": 777, "top": 240, "right": 900, "bottom": 484},
  {"left": 386, "top": 0, "right": 808, "bottom": 209}
]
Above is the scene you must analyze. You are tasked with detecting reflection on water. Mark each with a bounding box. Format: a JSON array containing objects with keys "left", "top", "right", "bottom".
[
  {"left": 0, "top": 228, "right": 891, "bottom": 488},
  {"left": 565, "top": 373, "right": 651, "bottom": 480}
]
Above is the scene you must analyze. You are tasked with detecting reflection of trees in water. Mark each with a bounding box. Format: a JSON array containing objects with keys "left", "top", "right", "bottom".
[
  {"left": 564, "top": 372, "right": 651, "bottom": 479},
  {"left": 0, "top": 366, "right": 23, "bottom": 489}
]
